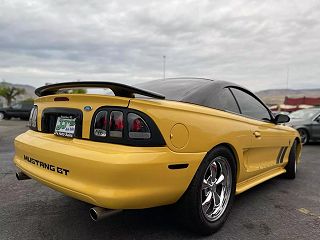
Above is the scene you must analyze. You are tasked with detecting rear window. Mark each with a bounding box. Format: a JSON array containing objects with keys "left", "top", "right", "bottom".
[
  {"left": 135, "top": 78, "right": 211, "bottom": 101},
  {"left": 289, "top": 108, "right": 320, "bottom": 119},
  {"left": 215, "top": 88, "right": 240, "bottom": 113}
]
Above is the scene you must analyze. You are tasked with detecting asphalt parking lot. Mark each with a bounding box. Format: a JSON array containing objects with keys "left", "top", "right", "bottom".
[{"left": 1, "top": 120, "right": 319, "bottom": 240}]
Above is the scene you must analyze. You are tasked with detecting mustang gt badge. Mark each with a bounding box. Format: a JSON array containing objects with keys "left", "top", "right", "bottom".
[{"left": 84, "top": 106, "right": 93, "bottom": 111}]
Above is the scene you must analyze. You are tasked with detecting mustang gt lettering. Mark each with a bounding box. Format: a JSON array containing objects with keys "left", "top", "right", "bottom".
[{"left": 23, "top": 155, "right": 70, "bottom": 176}]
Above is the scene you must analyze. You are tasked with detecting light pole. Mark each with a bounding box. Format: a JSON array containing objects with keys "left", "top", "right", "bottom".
[
  {"left": 286, "top": 66, "right": 289, "bottom": 89},
  {"left": 163, "top": 55, "right": 166, "bottom": 80}
]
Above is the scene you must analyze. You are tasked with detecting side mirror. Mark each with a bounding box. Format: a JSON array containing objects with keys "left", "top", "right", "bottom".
[{"left": 274, "top": 114, "right": 290, "bottom": 124}]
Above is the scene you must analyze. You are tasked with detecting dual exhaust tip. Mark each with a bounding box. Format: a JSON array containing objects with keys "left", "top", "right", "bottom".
[
  {"left": 16, "top": 171, "right": 31, "bottom": 180},
  {"left": 16, "top": 171, "right": 121, "bottom": 221},
  {"left": 89, "top": 207, "right": 122, "bottom": 221}
]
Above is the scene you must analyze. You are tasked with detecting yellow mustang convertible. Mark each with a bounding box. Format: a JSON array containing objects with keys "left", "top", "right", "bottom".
[{"left": 13, "top": 78, "right": 301, "bottom": 235}]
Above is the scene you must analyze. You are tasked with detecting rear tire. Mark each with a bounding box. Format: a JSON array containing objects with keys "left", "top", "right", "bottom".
[
  {"left": 177, "top": 146, "right": 236, "bottom": 235},
  {"left": 1, "top": 112, "right": 11, "bottom": 120},
  {"left": 284, "top": 141, "right": 297, "bottom": 179},
  {"left": 0, "top": 112, "right": 4, "bottom": 120},
  {"left": 297, "top": 128, "right": 309, "bottom": 145}
]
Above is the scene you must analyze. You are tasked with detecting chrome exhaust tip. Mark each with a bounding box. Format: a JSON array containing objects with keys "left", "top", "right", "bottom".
[
  {"left": 89, "top": 207, "right": 122, "bottom": 222},
  {"left": 16, "top": 171, "right": 31, "bottom": 180}
]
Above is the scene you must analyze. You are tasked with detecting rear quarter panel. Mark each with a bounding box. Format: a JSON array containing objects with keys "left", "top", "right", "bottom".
[{"left": 129, "top": 99, "right": 300, "bottom": 183}]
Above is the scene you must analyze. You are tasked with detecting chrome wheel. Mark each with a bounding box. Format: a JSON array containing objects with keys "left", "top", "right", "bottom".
[
  {"left": 0, "top": 112, "right": 4, "bottom": 120},
  {"left": 201, "top": 156, "right": 232, "bottom": 222},
  {"left": 298, "top": 129, "right": 308, "bottom": 145}
]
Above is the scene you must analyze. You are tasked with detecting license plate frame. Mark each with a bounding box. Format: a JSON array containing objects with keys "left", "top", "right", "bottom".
[{"left": 54, "top": 116, "right": 76, "bottom": 138}]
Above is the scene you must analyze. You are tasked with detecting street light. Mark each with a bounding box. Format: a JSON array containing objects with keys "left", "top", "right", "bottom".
[
  {"left": 286, "top": 66, "right": 289, "bottom": 89},
  {"left": 163, "top": 55, "right": 166, "bottom": 80}
]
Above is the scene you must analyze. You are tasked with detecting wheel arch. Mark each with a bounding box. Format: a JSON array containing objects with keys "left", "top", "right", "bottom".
[
  {"left": 296, "top": 127, "right": 310, "bottom": 144},
  {"left": 207, "top": 142, "right": 240, "bottom": 183},
  {"left": 176, "top": 141, "right": 240, "bottom": 208},
  {"left": 296, "top": 127, "right": 310, "bottom": 137}
]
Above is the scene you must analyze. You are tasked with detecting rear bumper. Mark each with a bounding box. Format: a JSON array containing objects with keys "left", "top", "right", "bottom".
[{"left": 14, "top": 131, "right": 205, "bottom": 209}]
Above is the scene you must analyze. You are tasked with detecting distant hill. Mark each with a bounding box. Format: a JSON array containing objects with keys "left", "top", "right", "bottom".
[
  {"left": 256, "top": 88, "right": 320, "bottom": 105},
  {"left": 0, "top": 82, "right": 319, "bottom": 107},
  {"left": 0, "top": 82, "right": 36, "bottom": 107}
]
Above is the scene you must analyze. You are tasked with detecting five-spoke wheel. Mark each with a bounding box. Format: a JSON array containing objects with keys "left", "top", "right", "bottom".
[
  {"left": 201, "top": 157, "right": 232, "bottom": 222},
  {"left": 178, "top": 146, "right": 236, "bottom": 235}
]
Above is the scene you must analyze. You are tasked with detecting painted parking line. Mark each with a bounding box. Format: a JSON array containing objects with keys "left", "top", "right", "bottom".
[{"left": 297, "top": 208, "right": 320, "bottom": 219}]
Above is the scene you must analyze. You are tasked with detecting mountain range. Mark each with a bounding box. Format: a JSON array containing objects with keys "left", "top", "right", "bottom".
[
  {"left": 0, "top": 82, "right": 36, "bottom": 107},
  {"left": 0, "top": 82, "right": 319, "bottom": 106}
]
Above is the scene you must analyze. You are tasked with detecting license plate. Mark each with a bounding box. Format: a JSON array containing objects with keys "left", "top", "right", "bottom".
[{"left": 54, "top": 116, "right": 76, "bottom": 138}]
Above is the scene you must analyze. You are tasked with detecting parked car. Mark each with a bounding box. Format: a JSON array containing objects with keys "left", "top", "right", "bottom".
[
  {"left": 0, "top": 101, "right": 34, "bottom": 120},
  {"left": 271, "top": 111, "right": 290, "bottom": 117},
  {"left": 288, "top": 108, "right": 320, "bottom": 144},
  {"left": 13, "top": 79, "right": 301, "bottom": 235}
]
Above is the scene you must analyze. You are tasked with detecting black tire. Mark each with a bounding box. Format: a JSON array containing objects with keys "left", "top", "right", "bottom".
[
  {"left": 297, "top": 128, "right": 309, "bottom": 145},
  {"left": 177, "top": 146, "right": 236, "bottom": 235},
  {"left": 0, "top": 112, "right": 4, "bottom": 120},
  {"left": 284, "top": 141, "right": 298, "bottom": 179}
]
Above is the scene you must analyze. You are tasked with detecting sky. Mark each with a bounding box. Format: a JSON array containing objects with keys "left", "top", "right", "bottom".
[{"left": 0, "top": 0, "right": 320, "bottom": 91}]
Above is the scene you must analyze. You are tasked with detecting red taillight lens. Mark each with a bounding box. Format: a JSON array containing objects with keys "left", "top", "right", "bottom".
[
  {"left": 109, "top": 111, "right": 124, "bottom": 138},
  {"left": 132, "top": 118, "right": 142, "bottom": 132},
  {"left": 93, "top": 111, "right": 107, "bottom": 137},
  {"left": 128, "top": 113, "right": 151, "bottom": 139},
  {"left": 91, "top": 108, "right": 165, "bottom": 146}
]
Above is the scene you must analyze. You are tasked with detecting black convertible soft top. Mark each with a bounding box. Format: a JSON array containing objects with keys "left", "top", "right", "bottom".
[
  {"left": 36, "top": 78, "right": 265, "bottom": 114},
  {"left": 35, "top": 81, "right": 165, "bottom": 99}
]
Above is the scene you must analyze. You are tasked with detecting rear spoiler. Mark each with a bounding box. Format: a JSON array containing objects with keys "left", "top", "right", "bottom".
[{"left": 35, "top": 81, "right": 165, "bottom": 99}]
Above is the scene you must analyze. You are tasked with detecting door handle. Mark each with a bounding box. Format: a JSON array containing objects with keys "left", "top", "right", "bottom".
[{"left": 253, "top": 131, "right": 261, "bottom": 138}]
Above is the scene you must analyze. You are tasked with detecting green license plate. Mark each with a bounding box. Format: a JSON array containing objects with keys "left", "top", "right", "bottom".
[{"left": 54, "top": 116, "right": 76, "bottom": 138}]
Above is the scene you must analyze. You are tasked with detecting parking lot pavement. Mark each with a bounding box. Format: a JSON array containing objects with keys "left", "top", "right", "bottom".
[{"left": 0, "top": 120, "right": 319, "bottom": 240}]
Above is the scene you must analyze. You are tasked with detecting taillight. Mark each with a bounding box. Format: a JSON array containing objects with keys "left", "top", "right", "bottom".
[
  {"left": 93, "top": 111, "right": 107, "bottom": 137},
  {"left": 109, "top": 111, "right": 124, "bottom": 138},
  {"left": 91, "top": 108, "right": 165, "bottom": 146},
  {"left": 29, "top": 106, "right": 38, "bottom": 130},
  {"left": 128, "top": 113, "right": 151, "bottom": 139}
]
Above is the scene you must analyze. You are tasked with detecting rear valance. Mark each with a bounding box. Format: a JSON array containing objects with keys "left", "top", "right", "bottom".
[{"left": 35, "top": 81, "right": 165, "bottom": 99}]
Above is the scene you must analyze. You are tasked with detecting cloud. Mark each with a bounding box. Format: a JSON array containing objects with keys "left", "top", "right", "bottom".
[{"left": 0, "top": 0, "right": 320, "bottom": 91}]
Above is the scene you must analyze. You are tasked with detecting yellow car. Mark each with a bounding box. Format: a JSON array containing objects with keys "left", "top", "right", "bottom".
[{"left": 13, "top": 78, "right": 301, "bottom": 235}]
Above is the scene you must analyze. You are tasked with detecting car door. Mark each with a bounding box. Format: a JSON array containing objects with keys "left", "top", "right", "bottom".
[{"left": 230, "top": 87, "right": 290, "bottom": 173}]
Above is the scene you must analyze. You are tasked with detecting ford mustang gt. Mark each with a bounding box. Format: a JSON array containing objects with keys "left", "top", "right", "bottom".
[{"left": 13, "top": 78, "right": 301, "bottom": 235}]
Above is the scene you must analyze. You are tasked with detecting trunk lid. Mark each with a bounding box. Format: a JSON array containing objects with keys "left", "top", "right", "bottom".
[{"left": 34, "top": 94, "right": 130, "bottom": 139}]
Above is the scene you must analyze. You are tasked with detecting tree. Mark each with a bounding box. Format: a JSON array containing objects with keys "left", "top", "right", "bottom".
[
  {"left": 0, "top": 86, "right": 26, "bottom": 107},
  {"left": 21, "top": 98, "right": 34, "bottom": 103},
  {"left": 58, "top": 88, "right": 87, "bottom": 94},
  {"left": 70, "top": 89, "right": 87, "bottom": 94}
]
